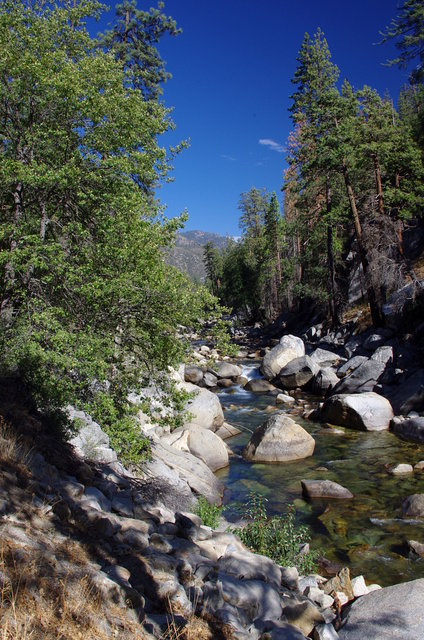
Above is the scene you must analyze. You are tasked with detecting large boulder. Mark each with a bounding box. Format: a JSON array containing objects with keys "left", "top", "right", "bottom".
[
  {"left": 338, "top": 578, "right": 424, "bottom": 640},
  {"left": 310, "top": 368, "right": 340, "bottom": 396},
  {"left": 149, "top": 439, "right": 223, "bottom": 504},
  {"left": 337, "top": 356, "right": 369, "bottom": 378},
  {"left": 277, "top": 355, "right": 320, "bottom": 390},
  {"left": 391, "top": 417, "right": 424, "bottom": 443},
  {"left": 243, "top": 413, "right": 315, "bottom": 463},
  {"left": 184, "top": 365, "right": 204, "bottom": 385},
  {"left": 319, "top": 392, "right": 393, "bottom": 431},
  {"left": 330, "top": 359, "right": 386, "bottom": 395},
  {"left": 210, "top": 362, "right": 242, "bottom": 379},
  {"left": 389, "top": 369, "right": 424, "bottom": 415},
  {"left": 310, "top": 348, "right": 343, "bottom": 368},
  {"left": 186, "top": 425, "right": 229, "bottom": 472},
  {"left": 261, "top": 335, "right": 305, "bottom": 380},
  {"left": 181, "top": 382, "right": 224, "bottom": 430}
]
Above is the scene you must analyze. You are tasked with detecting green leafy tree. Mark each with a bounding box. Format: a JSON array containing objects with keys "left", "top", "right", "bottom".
[{"left": 0, "top": 0, "right": 219, "bottom": 462}]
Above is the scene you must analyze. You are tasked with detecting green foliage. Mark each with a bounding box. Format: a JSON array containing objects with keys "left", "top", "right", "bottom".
[
  {"left": 0, "top": 0, "right": 226, "bottom": 465},
  {"left": 195, "top": 496, "right": 222, "bottom": 528},
  {"left": 380, "top": 0, "right": 424, "bottom": 84},
  {"left": 232, "top": 493, "right": 319, "bottom": 574}
]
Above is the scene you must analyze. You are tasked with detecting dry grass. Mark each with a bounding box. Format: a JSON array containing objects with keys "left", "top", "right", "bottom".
[
  {"left": 341, "top": 301, "right": 372, "bottom": 332},
  {"left": 0, "top": 540, "right": 149, "bottom": 639},
  {"left": 0, "top": 416, "right": 33, "bottom": 469}
]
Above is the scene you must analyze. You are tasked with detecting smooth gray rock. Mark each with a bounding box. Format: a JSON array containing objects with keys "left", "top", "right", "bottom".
[
  {"left": 82, "top": 486, "right": 111, "bottom": 512},
  {"left": 391, "top": 417, "right": 424, "bottom": 443},
  {"left": 301, "top": 480, "right": 353, "bottom": 500},
  {"left": 363, "top": 330, "right": 392, "bottom": 351},
  {"left": 243, "top": 413, "right": 315, "bottom": 463},
  {"left": 337, "top": 356, "right": 368, "bottom": 378},
  {"left": 310, "top": 348, "right": 343, "bottom": 368},
  {"left": 215, "top": 422, "right": 242, "bottom": 439},
  {"left": 278, "top": 355, "right": 320, "bottom": 390},
  {"left": 281, "top": 593, "right": 324, "bottom": 636},
  {"left": 186, "top": 426, "right": 229, "bottom": 471},
  {"left": 217, "top": 572, "right": 283, "bottom": 622},
  {"left": 262, "top": 335, "right": 305, "bottom": 380},
  {"left": 148, "top": 439, "right": 223, "bottom": 504},
  {"left": 245, "top": 378, "right": 277, "bottom": 393},
  {"left": 402, "top": 494, "right": 424, "bottom": 518},
  {"left": 311, "top": 368, "right": 340, "bottom": 395},
  {"left": 181, "top": 382, "right": 225, "bottom": 430},
  {"left": 338, "top": 578, "right": 424, "bottom": 640},
  {"left": 319, "top": 392, "right": 393, "bottom": 431},
  {"left": 211, "top": 362, "right": 242, "bottom": 379},
  {"left": 218, "top": 550, "right": 281, "bottom": 589},
  {"left": 203, "top": 371, "right": 218, "bottom": 387},
  {"left": 184, "top": 365, "right": 204, "bottom": 384},
  {"left": 370, "top": 345, "right": 393, "bottom": 366},
  {"left": 330, "top": 359, "right": 386, "bottom": 395},
  {"left": 388, "top": 369, "right": 424, "bottom": 415}
]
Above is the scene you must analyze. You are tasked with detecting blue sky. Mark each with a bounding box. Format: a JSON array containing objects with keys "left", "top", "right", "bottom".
[{"left": 104, "top": 1, "right": 410, "bottom": 236}]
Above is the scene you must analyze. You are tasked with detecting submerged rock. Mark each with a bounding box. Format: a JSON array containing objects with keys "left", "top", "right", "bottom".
[
  {"left": 301, "top": 480, "right": 353, "bottom": 500},
  {"left": 243, "top": 413, "right": 315, "bottom": 463},
  {"left": 402, "top": 494, "right": 424, "bottom": 518}
]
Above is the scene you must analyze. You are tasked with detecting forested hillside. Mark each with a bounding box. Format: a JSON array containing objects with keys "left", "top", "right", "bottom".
[{"left": 204, "top": 2, "right": 424, "bottom": 328}]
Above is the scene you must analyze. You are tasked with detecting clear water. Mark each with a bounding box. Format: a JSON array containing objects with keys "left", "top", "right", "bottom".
[{"left": 216, "top": 367, "right": 424, "bottom": 587}]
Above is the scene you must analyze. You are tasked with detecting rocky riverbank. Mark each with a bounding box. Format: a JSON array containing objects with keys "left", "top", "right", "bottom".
[{"left": 1, "top": 314, "right": 424, "bottom": 639}]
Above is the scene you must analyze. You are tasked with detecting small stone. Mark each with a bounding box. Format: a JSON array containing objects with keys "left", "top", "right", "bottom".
[
  {"left": 313, "top": 623, "right": 340, "bottom": 640},
  {"left": 409, "top": 540, "right": 424, "bottom": 557},
  {"left": 276, "top": 393, "right": 296, "bottom": 404},
  {"left": 414, "top": 461, "right": 424, "bottom": 470},
  {"left": 351, "top": 575, "right": 368, "bottom": 597},
  {"left": 281, "top": 566, "right": 299, "bottom": 590},
  {"left": 387, "top": 463, "right": 413, "bottom": 475}
]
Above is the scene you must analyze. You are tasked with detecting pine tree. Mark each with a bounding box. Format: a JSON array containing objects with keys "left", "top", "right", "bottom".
[
  {"left": 380, "top": 0, "right": 424, "bottom": 84},
  {"left": 100, "top": 0, "right": 180, "bottom": 100}
]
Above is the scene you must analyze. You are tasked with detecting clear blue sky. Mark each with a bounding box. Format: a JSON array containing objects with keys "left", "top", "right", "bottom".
[{"left": 104, "top": 1, "right": 410, "bottom": 236}]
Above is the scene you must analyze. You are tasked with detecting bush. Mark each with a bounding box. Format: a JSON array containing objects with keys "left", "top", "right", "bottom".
[
  {"left": 195, "top": 496, "right": 222, "bottom": 528},
  {"left": 231, "top": 492, "right": 318, "bottom": 574}
]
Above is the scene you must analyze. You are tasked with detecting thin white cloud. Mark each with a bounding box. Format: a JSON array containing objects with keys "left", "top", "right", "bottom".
[
  {"left": 259, "top": 138, "right": 285, "bottom": 153},
  {"left": 220, "top": 154, "right": 236, "bottom": 161}
]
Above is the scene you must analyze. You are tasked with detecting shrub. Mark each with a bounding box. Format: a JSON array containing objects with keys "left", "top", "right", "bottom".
[
  {"left": 195, "top": 496, "right": 222, "bottom": 528},
  {"left": 231, "top": 492, "right": 318, "bottom": 574}
]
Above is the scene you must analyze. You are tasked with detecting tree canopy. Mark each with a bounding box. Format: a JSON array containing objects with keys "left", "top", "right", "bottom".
[{"left": 0, "top": 0, "right": 219, "bottom": 462}]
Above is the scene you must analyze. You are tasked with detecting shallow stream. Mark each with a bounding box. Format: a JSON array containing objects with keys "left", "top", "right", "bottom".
[{"left": 216, "top": 364, "right": 424, "bottom": 587}]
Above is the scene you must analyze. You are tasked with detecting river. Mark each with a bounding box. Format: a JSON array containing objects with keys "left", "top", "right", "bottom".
[{"left": 216, "top": 363, "right": 424, "bottom": 587}]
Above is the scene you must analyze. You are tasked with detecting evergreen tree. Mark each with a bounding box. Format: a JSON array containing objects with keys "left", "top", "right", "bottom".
[
  {"left": 100, "top": 0, "right": 180, "bottom": 100},
  {"left": 203, "top": 241, "right": 222, "bottom": 297},
  {"left": 380, "top": 0, "right": 424, "bottom": 84}
]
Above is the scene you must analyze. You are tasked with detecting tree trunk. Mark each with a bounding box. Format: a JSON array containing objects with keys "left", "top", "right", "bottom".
[
  {"left": 341, "top": 159, "right": 383, "bottom": 327},
  {"left": 1, "top": 183, "right": 23, "bottom": 321},
  {"left": 372, "top": 153, "right": 385, "bottom": 214},
  {"left": 326, "top": 176, "right": 338, "bottom": 325}
]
